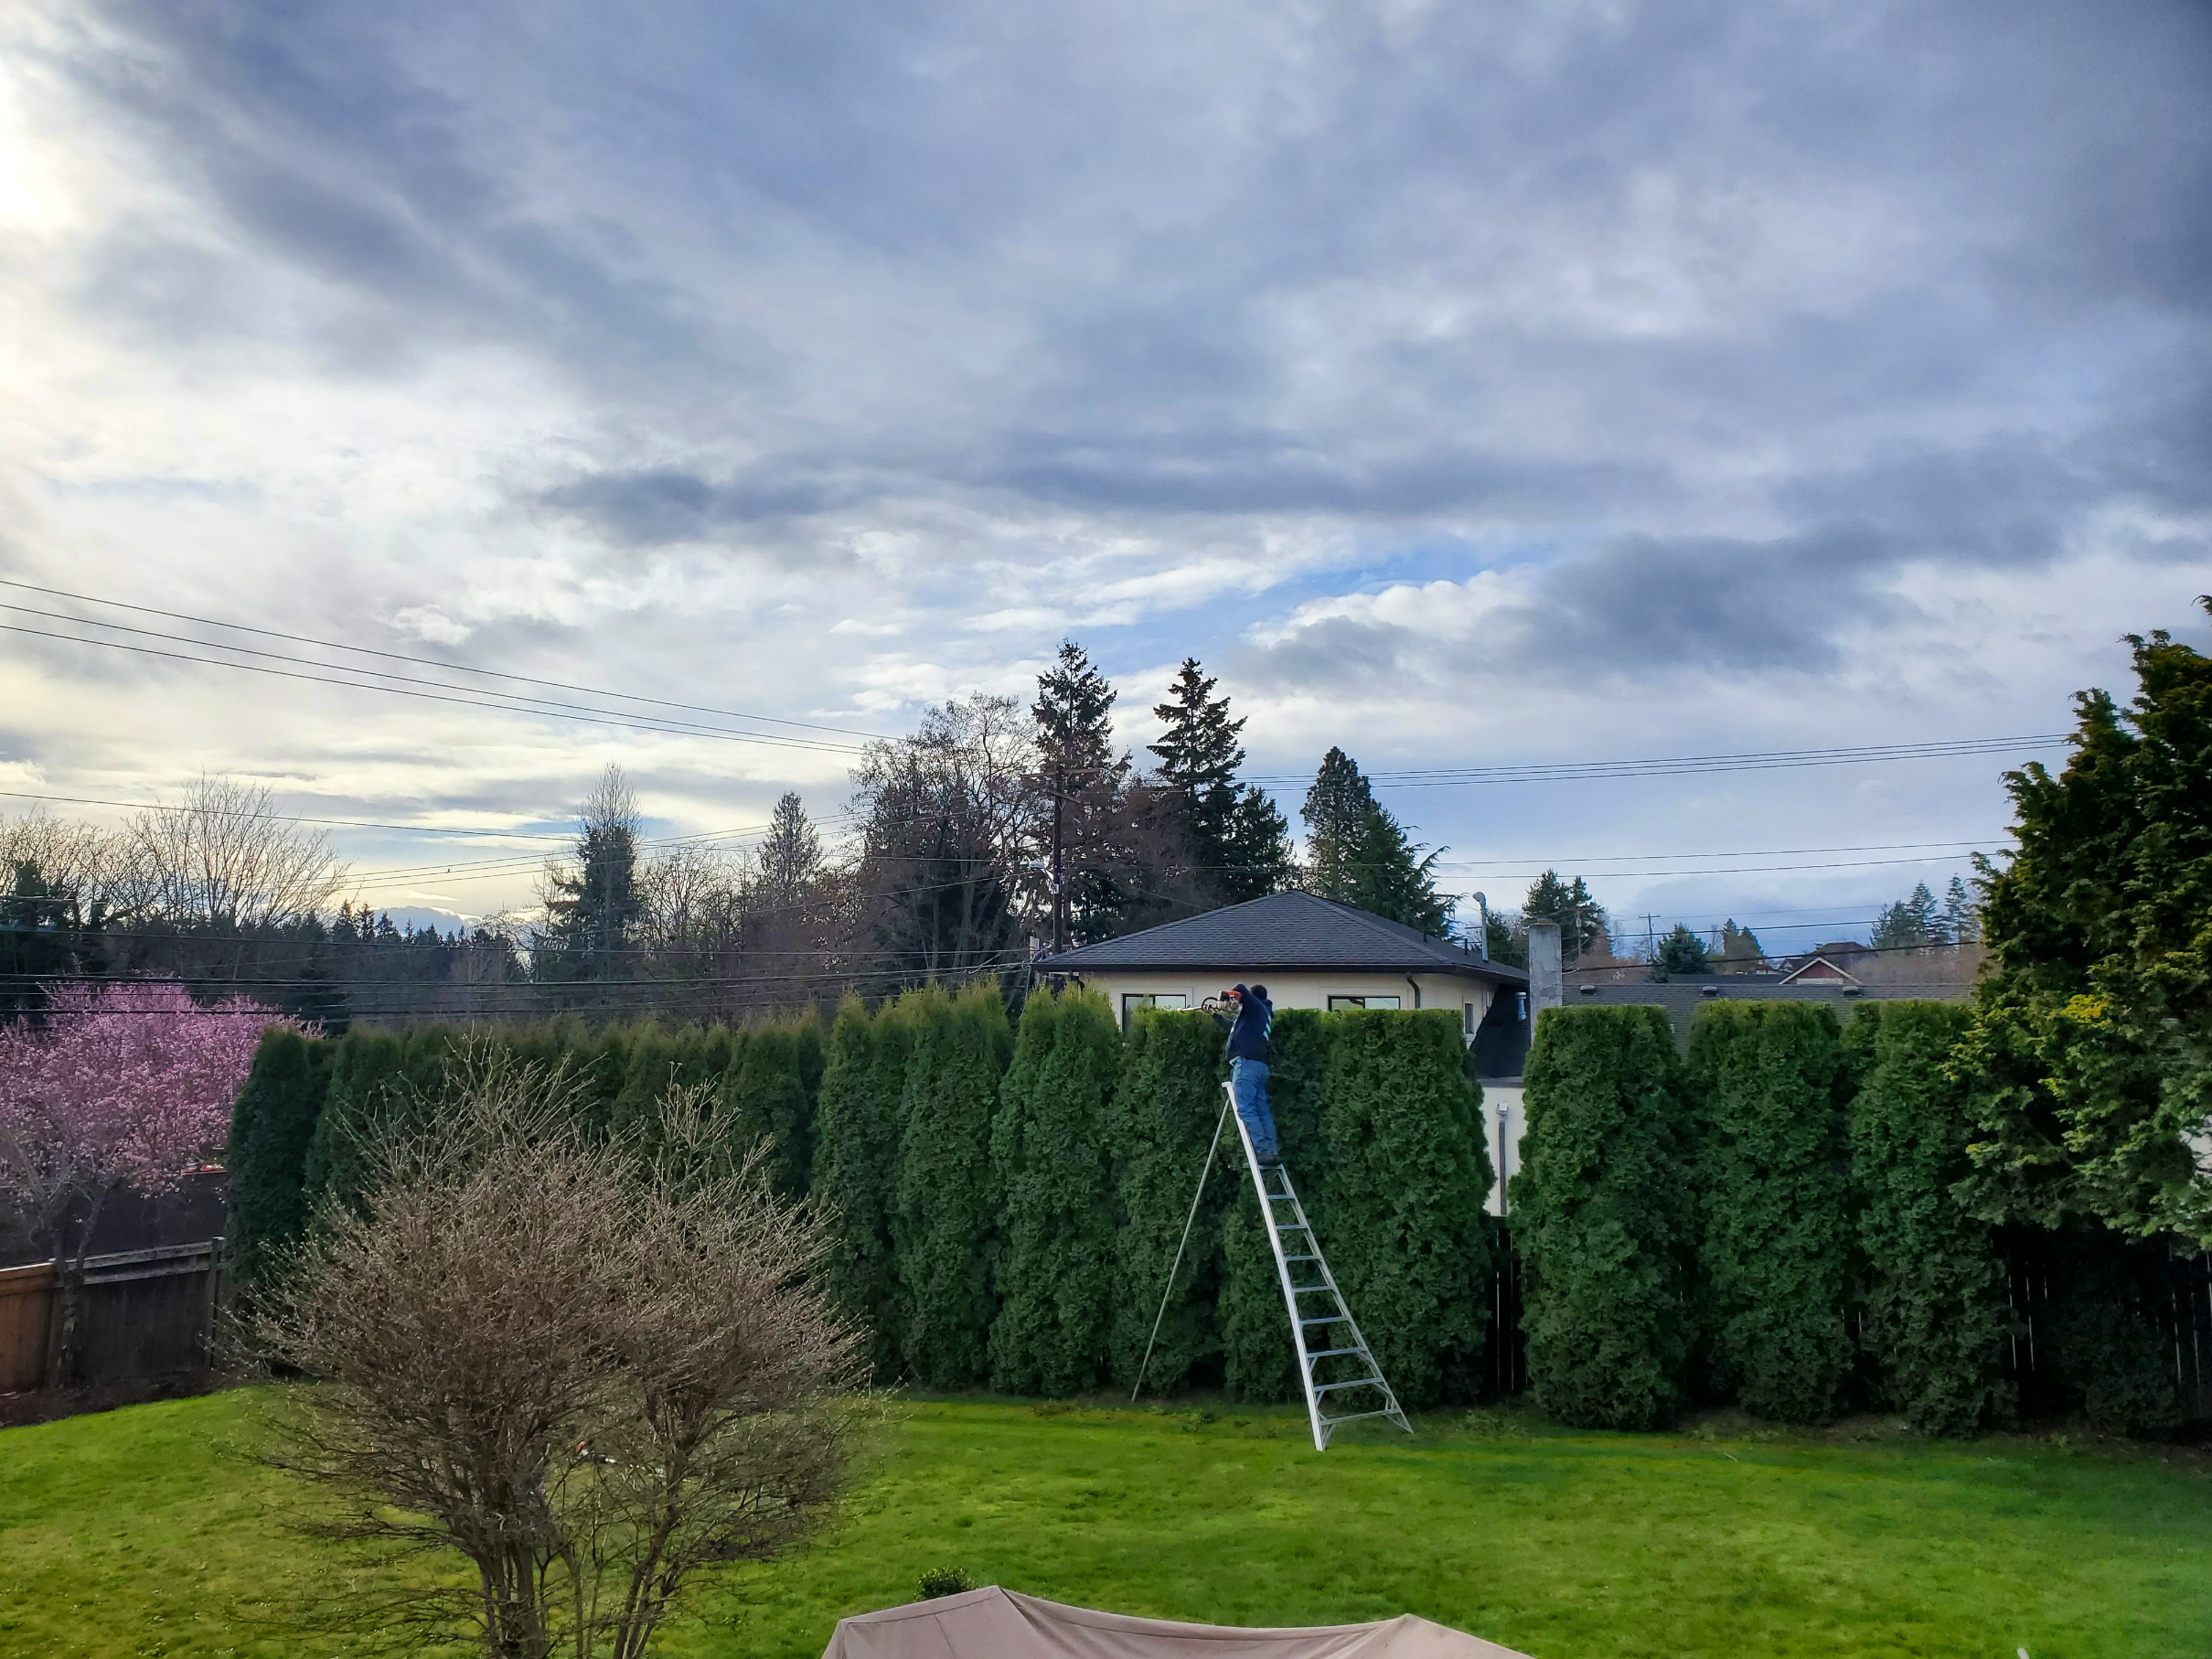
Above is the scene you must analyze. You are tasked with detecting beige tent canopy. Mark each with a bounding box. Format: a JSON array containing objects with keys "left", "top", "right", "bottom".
[{"left": 820, "top": 1586, "right": 1533, "bottom": 1659}]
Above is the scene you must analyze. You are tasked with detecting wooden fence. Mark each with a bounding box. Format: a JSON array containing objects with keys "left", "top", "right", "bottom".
[{"left": 0, "top": 1241, "right": 223, "bottom": 1396}]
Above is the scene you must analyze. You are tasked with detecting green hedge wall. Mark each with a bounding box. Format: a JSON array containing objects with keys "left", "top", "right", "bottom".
[
  {"left": 892, "top": 982, "right": 1015, "bottom": 1388},
  {"left": 1845, "top": 1001, "right": 2016, "bottom": 1434},
  {"left": 1219, "top": 1008, "right": 1327, "bottom": 1401},
  {"left": 811, "top": 994, "right": 910, "bottom": 1383},
  {"left": 1686, "top": 1002, "right": 1855, "bottom": 1423},
  {"left": 1314, "top": 1009, "right": 1492, "bottom": 1409},
  {"left": 988, "top": 987, "right": 1120, "bottom": 1396},
  {"left": 1106, "top": 1006, "right": 1234, "bottom": 1393},
  {"left": 1514, "top": 1004, "right": 1700, "bottom": 1429},
  {"left": 225, "top": 1028, "right": 332, "bottom": 1285}
]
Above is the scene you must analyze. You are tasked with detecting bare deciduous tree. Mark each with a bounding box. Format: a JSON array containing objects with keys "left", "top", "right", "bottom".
[
  {"left": 246, "top": 1058, "right": 873, "bottom": 1659},
  {"left": 126, "top": 775, "right": 350, "bottom": 930}
]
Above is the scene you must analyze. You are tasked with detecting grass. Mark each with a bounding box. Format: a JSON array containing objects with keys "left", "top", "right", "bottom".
[{"left": 4, "top": 1391, "right": 2211, "bottom": 1658}]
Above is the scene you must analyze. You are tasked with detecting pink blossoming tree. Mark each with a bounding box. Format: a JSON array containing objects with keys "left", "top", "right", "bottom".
[{"left": 0, "top": 981, "right": 283, "bottom": 1277}]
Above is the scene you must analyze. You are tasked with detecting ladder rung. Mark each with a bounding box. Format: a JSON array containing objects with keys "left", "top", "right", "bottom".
[
  {"left": 1320, "top": 1408, "right": 1405, "bottom": 1428},
  {"left": 1298, "top": 1315, "right": 1345, "bottom": 1325},
  {"left": 1306, "top": 1346, "right": 1365, "bottom": 1360},
  {"left": 1314, "top": 1377, "right": 1387, "bottom": 1395},
  {"left": 1291, "top": 1284, "right": 1338, "bottom": 1296},
  {"left": 1283, "top": 1254, "right": 1319, "bottom": 1263}
]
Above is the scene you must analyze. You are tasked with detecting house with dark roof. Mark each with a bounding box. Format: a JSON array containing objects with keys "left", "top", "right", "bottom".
[{"left": 1039, "top": 890, "right": 1528, "bottom": 1047}]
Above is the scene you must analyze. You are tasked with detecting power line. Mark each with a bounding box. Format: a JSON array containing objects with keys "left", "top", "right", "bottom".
[
  {"left": 1250, "top": 734, "right": 2067, "bottom": 788},
  {"left": 0, "top": 618, "right": 869, "bottom": 756},
  {"left": 0, "top": 577, "right": 889, "bottom": 742}
]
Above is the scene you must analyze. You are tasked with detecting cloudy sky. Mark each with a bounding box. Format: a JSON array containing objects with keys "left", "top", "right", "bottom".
[{"left": 2, "top": 0, "right": 2207, "bottom": 944}]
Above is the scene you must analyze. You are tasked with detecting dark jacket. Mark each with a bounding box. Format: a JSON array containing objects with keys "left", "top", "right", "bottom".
[{"left": 1223, "top": 983, "right": 1273, "bottom": 1065}]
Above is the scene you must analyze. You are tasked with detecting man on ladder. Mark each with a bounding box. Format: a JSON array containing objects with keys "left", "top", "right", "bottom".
[{"left": 1220, "top": 983, "right": 1278, "bottom": 1164}]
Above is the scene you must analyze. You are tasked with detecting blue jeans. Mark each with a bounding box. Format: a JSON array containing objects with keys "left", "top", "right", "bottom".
[{"left": 1230, "top": 1058, "right": 1279, "bottom": 1163}]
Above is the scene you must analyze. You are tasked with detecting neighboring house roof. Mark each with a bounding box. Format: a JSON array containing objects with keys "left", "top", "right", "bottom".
[
  {"left": 1569, "top": 975, "right": 1969, "bottom": 1047},
  {"left": 1042, "top": 890, "right": 1528, "bottom": 985},
  {"left": 1778, "top": 954, "right": 1862, "bottom": 986}
]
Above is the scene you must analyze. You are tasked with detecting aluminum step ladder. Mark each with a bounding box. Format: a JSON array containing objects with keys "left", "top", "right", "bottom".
[{"left": 1223, "top": 1082, "right": 1412, "bottom": 1451}]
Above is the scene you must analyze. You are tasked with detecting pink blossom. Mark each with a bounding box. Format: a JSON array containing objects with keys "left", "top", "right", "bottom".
[{"left": 0, "top": 981, "right": 287, "bottom": 1254}]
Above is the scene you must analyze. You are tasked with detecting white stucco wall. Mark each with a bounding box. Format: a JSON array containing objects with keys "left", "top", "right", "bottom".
[
  {"left": 1478, "top": 1083, "right": 1526, "bottom": 1217},
  {"left": 1063, "top": 969, "right": 1497, "bottom": 1041}
]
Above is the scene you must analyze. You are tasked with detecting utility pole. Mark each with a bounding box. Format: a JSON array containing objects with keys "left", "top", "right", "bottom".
[{"left": 1642, "top": 913, "right": 1660, "bottom": 960}]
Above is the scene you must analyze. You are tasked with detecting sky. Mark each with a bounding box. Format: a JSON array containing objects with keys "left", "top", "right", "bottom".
[{"left": 1, "top": 0, "right": 2207, "bottom": 946}]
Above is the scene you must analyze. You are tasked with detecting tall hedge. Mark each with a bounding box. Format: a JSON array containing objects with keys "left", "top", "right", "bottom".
[
  {"left": 1514, "top": 1004, "right": 1699, "bottom": 1429},
  {"left": 1846, "top": 1001, "right": 2015, "bottom": 1434},
  {"left": 225, "top": 1027, "right": 333, "bottom": 1284},
  {"left": 1108, "top": 1007, "right": 1235, "bottom": 1393},
  {"left": 892, "top": 982, "right": 1013, "bottom": 1388},
  {"left": 988, "top": 987, "right": 1121, "bottom": 1396},
  {"left": 298, "top": 1027, "right": 413, "bottom": 1216},
  {"left": 811, "top": 994, "right": 913, "bottom": 1382},
  {"left": 1687, "top": 1001, "right": 1854, "bottom": 1423},
  {"left": 722, "top": 1016, "right": 824, "bottom": 1200},
  {"left": 1312, "top": 1009, "right": 1492, "bottom": 1409},
  {"left": 1219, "top": 1007, "right": 1327, "bottom": 1401}
]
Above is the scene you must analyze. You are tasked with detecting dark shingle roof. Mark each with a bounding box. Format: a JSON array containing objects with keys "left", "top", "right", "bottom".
[{"left": 1042, "top": 891, "right": 1527, "bottom": 984}]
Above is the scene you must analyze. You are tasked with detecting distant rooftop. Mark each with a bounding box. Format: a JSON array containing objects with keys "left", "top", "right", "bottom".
[{"left": 1042, "top": 890, "right": 1528, "bottom": 983}]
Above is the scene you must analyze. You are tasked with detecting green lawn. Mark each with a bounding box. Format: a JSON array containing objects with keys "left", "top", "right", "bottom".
[{"left": 4, "top": 1392, "right": 2210, "bottom": 1659}]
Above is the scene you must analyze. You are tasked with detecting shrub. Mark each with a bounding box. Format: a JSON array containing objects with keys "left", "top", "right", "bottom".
[
  {"left": 988, "top": 987, "right": 1121, "bottom": 1396},
  {"left": 918, "top": 1567, "right": 977, "bottom": 1600},
  {"left": 1312, "top": 1009, "right": 1492, "bottom": 1409},
  {"left": 1107, "top": 1007, "right": 1234, "bottom": 1393},
  {"left": 812, "top": 995, "right": 911, "bottom": 1382},
  {"left": 1687, "top": 1001, "right": 1854, "bottom": 1422},
  {"left": 299, "top": 1028, "right": 408, "bottom": 1217},
  {"left": 227, "top": 1027, "right": 333, "bottom": 1285},
  {"left": 892, "top": 983, "right": 1013, "bottom": 1388},
  {"left": 1514, "top": 1004, "right": 1698, "bottom": 1429},
  {"left": 1846, "top": 1001, "right": 2015, "bottom": 1434}
]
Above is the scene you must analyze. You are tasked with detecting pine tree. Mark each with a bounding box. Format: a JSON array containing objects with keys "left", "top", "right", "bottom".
[
  {"left": 1149, "top": 658, "right": 1289, "bottom": 905},
  {"left": 1942, "top": 874, "right": 1981, "bottom": 945},
  {"left": 892, "top": 981, "right": 1014, "bottom": 1388},
  {"left": 1302, "top": 747, "right": 1377, "bottom": 901},
  {"left": 1651, "top": 924, "right": 1711, "bottom": 980},
  {"left": 1873, "top": 882, "right": 1946, "bottom": 949},
  {"left": 755, "top": 793, "right": 824, "bottom": 902},
  {"left": 539, "top": 765, "right": 645, "bottom": 981},
  {"left": 988, "top": 987, "right": 1121, "bottom": 1396},
  {"left": 1687, "top": 1002, "right": 1854, "bottom": 1422},
  {"left": 1522, "top": 871, "right": 1608, "bottom": 962},
  {"left": 1032, "top": 641, "right": 1135, "bottom": 945}
]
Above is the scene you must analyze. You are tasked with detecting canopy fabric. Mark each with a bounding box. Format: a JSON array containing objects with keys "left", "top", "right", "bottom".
[{"left": 819, "top": 1586, "right": 1533, "bottom": 1659}]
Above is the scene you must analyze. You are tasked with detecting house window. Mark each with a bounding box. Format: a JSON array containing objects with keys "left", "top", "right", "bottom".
[
  {"left": 1122, "top": 992, "right": 1189, "bottom": 1027},
  {"left": 1464, "top": 1001, "right": 1477, "bottom": 1037},
  {"left": 1328, "top": 994, "right": 1399, "bottom": 1011}
]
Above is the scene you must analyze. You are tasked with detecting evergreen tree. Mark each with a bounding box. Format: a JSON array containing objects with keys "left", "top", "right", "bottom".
[
  {"left": 1312, "top": 1010, "right": 1491, "bottom": 1408},
  {"left": 1845, "top": 1001, "right": 2014, "bottom": 1435},
  {"left": 226, "top": 1027, "right": 333, "bottom": 1285},
  {"left": 1032, "top": 641, "right": 1135, "bottom": 945},
  {"left": 1872, "top": 882, "right": 1946, "bottom": 949},
  {"left": 1300, "top": 748, "right": 1452, "bottom": 931},
  {"left": 812, "top": 994, "right": 912, "bottom": 1382},
  {"left": 755, "top": 792, "right": 824, "bottom": 903},
  {"left": 1218, "top": 1008, "right": 1327, "bottom": 1400},
  {"left": 1942, "top": 874, "right": 1981, "bottom": 945},
  {"left": 1513, "top": 1005, "right": 1699, "bottom": 1429},
  {"left": 1716, "top": 920, "right": 1765, "bottom": 969},
  {"left": 892, "top": 981, "right": 1013, "bottom": 1387},
  {"left": 721, "top": 1015, "right": 823, "bottom": 1201},
  {"left": 1107, "top": 1006, "right": 1234, "bottom": 1392},
  {"left": 988, "top": 987, "right": 1121, "bottom": 1396},
  {"left": 1149, "top": 658, "right": 1291, "bottom": 905},
  {"left": 538, "top": 765, "right": 645, "bottom": 981},
  {"left": 1686, "top": 1002, "right": 1854, "bottom": 1422},
  {"left": 1651, "top": 924, "right": 1711, "bottom": 980},
  {"left": 1960, "top": 600, "right": 2212, "bottom": 1245},
  {"left": 1522, "top": 871, "right": 1608, "bottom": 963}
]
